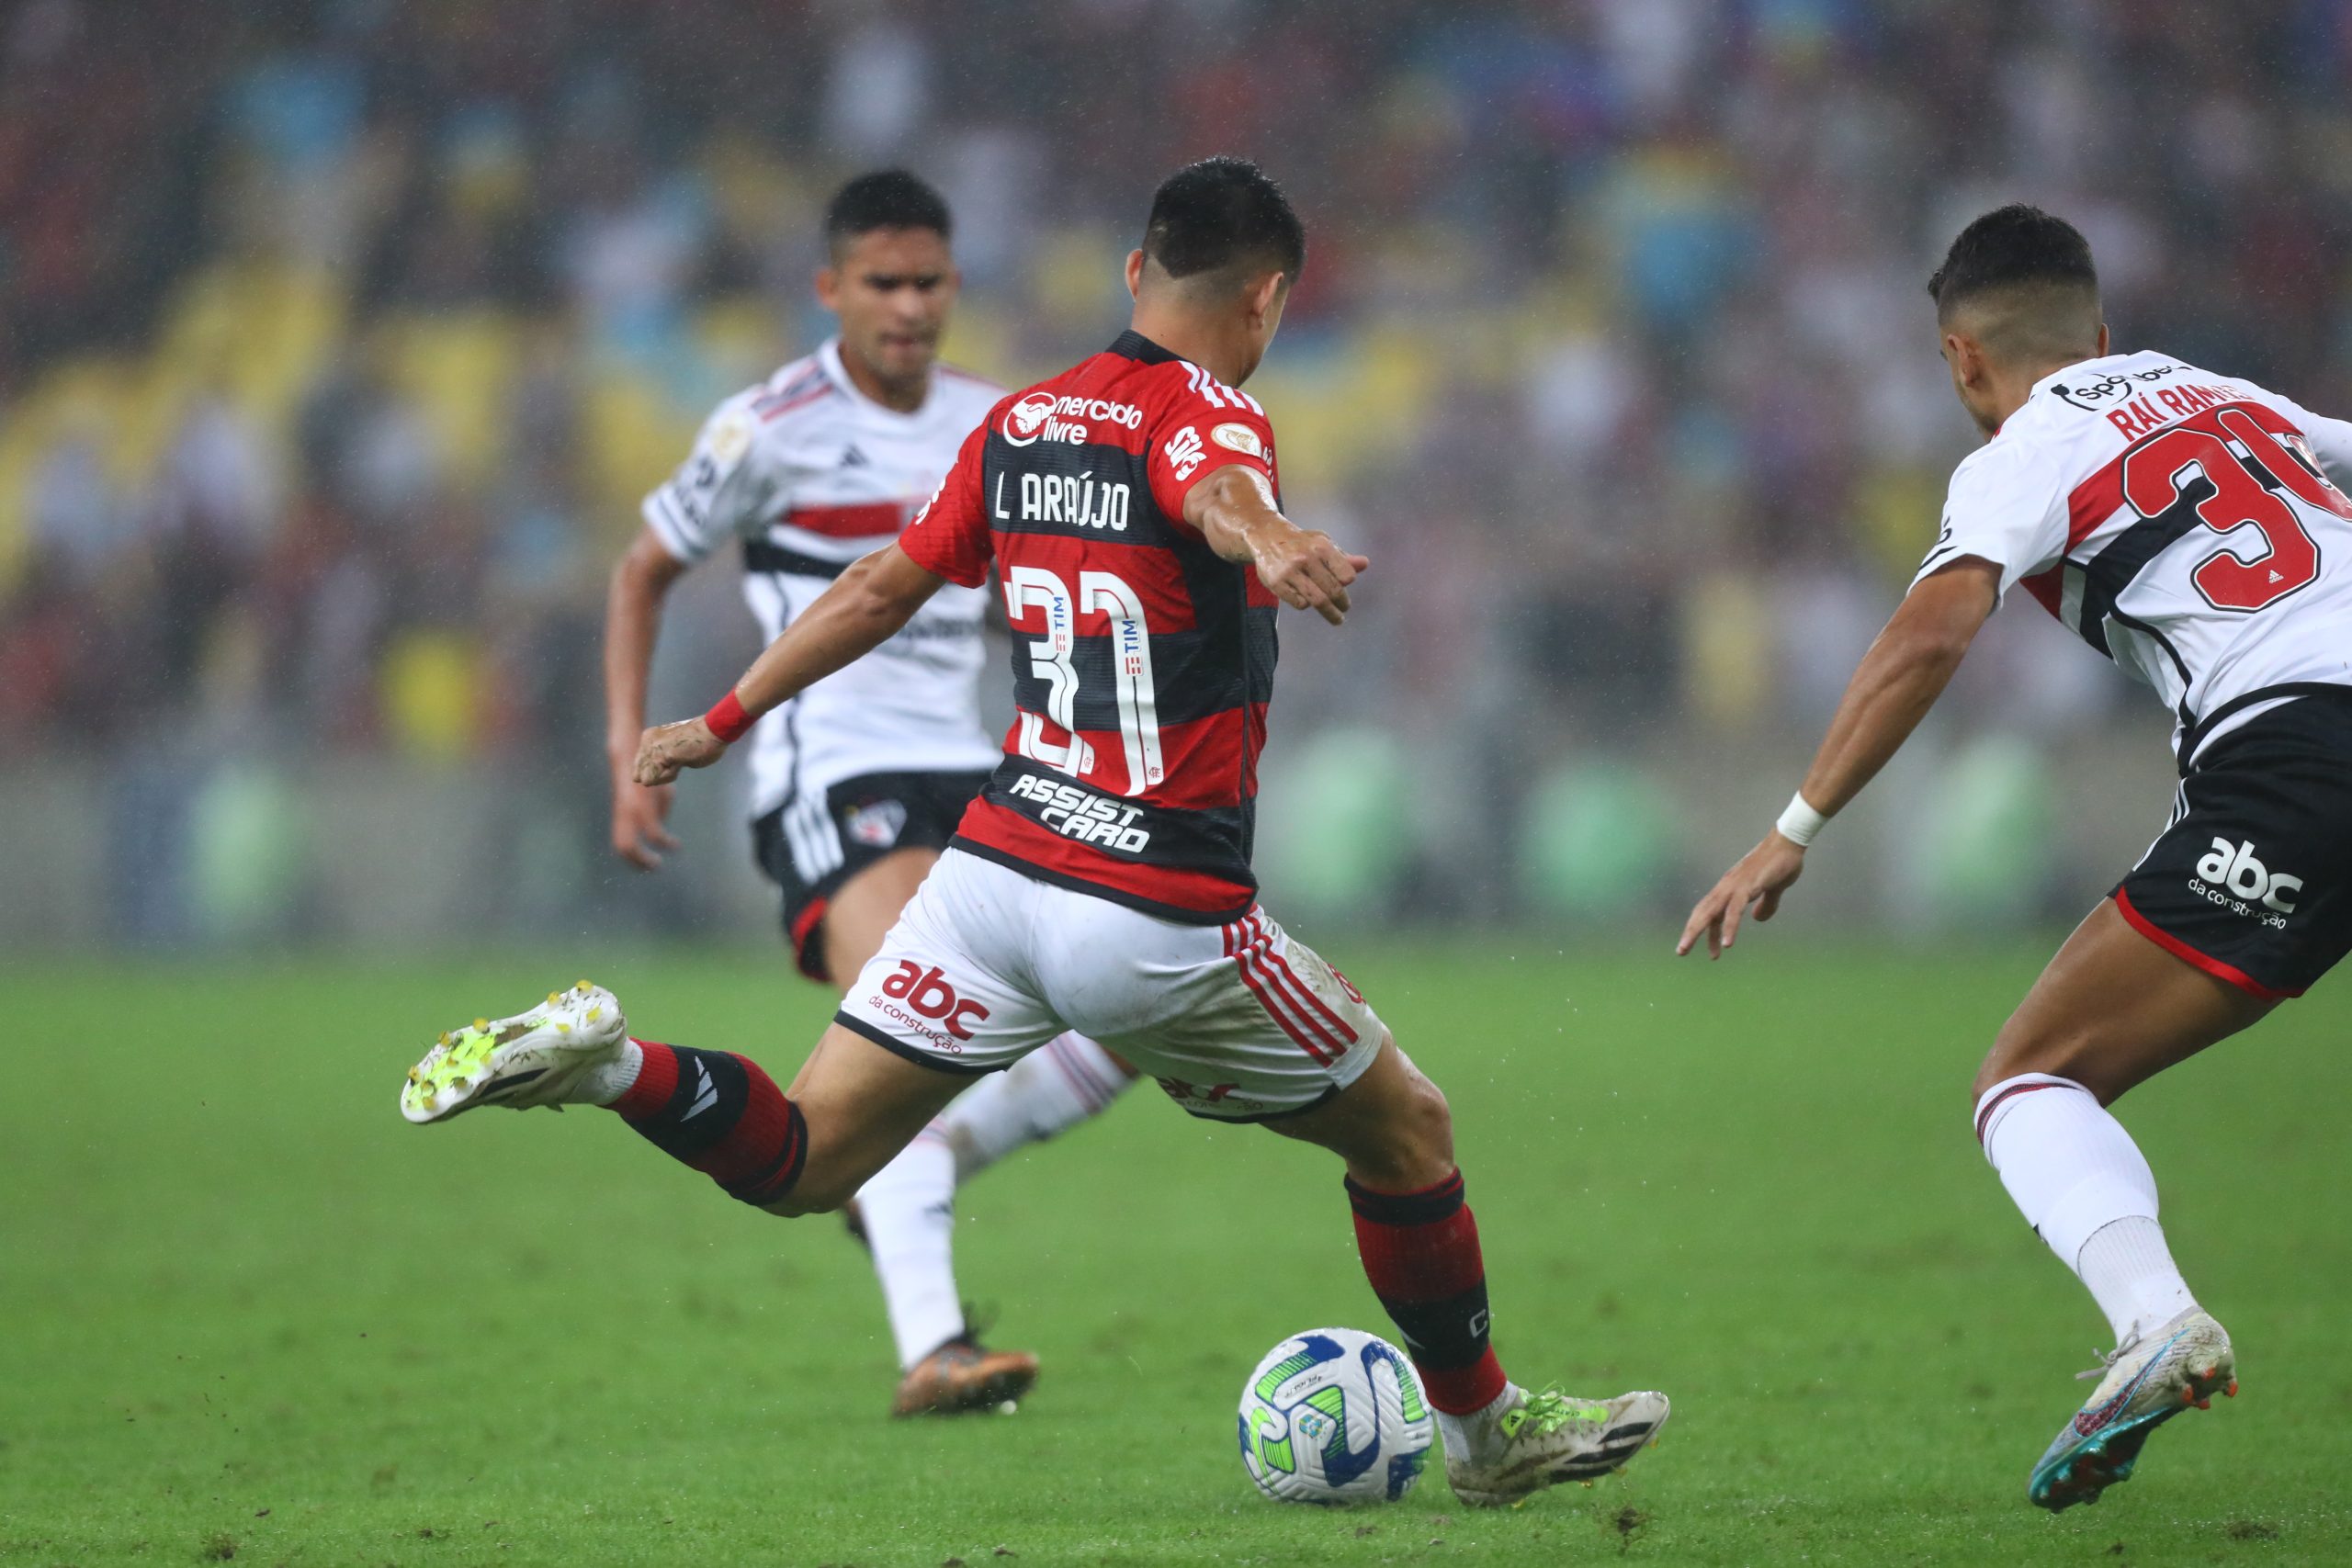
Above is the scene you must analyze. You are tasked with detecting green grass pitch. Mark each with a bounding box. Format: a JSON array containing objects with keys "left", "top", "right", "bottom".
[{"left": 4, "top": 941, "right": 2348, "bottom": 1566}]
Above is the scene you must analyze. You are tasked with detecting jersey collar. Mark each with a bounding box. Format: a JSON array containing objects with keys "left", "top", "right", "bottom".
[
  {"left": 1108, "top": 329, "right": 1182, "bottom": 366},
  {"left": 819, "top": 335, "right": 935, "bottom": 420},
  {"left": 2030, "top": 354, "right": 2116, "bottom": 400}
]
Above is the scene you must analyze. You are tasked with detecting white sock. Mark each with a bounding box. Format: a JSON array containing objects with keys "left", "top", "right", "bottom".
[
  {"left": 853, "top": 1034, "right": 1132, "bottom": 1371},
  {"left": 1435, "top": 1381, "right": 1523, "bottom": 1465},
  {"left": 2075, "top": 1216, "right": 2199, "bottom": 1346},
  {"left": 1975, "top": 1074, "right": 2198, "bottom": 1344},
  {"left": 580, "top": 1038, "right": 644, "bottom": 1106},
  {"left": 854, "top": 1129, "right": 967, "bottom": 1370},
  {"left": 932, "top": 1032, "right": 1133, "bottom": 1180}
]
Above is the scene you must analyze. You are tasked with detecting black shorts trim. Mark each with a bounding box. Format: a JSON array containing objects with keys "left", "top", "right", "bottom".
[
  {"left": 2177, "top": 681, "right": 2352, "bottom": 769},
  {"left": 2114, "top": 690, "right": 2352, "bottom": 998},
  {"left": 742, "top": 540, "right": 854, "bottom": 579},
  {"left": 944, "top": 836, "right": 1257, "bottom": 928},
  {"left": 830, "top": 1011, "right": 1001, "bottom": 1077},
  {"left": 752, "top": 769, "right": 993, "bottom": 983},
  {"left": 2112, "top": 886, "right": 2297, "bottom": 1000}
]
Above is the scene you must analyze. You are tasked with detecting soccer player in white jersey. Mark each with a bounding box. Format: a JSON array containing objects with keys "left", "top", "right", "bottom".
[
  {"left": 604, "top": 170, "right": 1134, "bottom": 1416},
  {"left": 1681, "top": 204, "right": 2352, "bottom": 1509}
]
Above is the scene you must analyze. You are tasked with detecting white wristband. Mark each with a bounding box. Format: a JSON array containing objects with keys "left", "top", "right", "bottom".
[{"left": 1774, "top": 792, "right": 1829, "bottom": 848}]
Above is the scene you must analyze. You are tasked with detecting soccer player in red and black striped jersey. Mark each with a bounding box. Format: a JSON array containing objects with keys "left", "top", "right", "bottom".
[
  {"left": 602, "top": 170, "right": 1136, "bottom": 1417},
  {"left": 401, "top": 157, "right": 1669, "bottom": 1505}
]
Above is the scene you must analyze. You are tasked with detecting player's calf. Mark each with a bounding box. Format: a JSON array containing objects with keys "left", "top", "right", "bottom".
[
  {"left": 1276, "top": 1041, "right": 1668, "bottom": 1504},
  {"left": 612, "top": 1040, "right": 808, "bottom": 1208}
]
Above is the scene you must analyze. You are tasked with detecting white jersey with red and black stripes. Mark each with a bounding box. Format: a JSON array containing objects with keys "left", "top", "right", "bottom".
[
  {"left": 643, "top": 338, "right": 1004, "bottom": 821},
  {"left": 1916, "top": 349, "right": 2352, "bottom": 761},
  {"left": 898, "top": 330, "right": 1286, "bottom": 921}
]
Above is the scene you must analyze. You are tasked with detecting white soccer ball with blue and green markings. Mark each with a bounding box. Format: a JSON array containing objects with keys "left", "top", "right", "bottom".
[{"left": 1238, "top": 1327, "right": 1435, "bottom": 1505}]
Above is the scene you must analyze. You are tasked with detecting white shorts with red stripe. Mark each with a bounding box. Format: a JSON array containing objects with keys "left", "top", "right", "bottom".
[{"left": 833, "top": 847, "right": 1385, "bottom": 1121}]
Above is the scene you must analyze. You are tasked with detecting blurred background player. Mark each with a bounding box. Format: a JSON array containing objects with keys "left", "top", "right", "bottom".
[
  {"left": 407, "top": 156, "right": 1669, "bottom": 1507},
  {"left": 1679, "top": 205, "right": 2352, "bottom": 1510},
  {"left": 604, "top": 168, "right": 1134, "bottom": 1415}
]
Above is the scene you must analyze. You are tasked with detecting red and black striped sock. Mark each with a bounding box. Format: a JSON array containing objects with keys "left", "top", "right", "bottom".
[
  {"left": 1348, "top": 1169, "right": 1508, "bottom": 1415},
  {"left": 610, "top": 1041, "right": 806, "bottom": 1207}
]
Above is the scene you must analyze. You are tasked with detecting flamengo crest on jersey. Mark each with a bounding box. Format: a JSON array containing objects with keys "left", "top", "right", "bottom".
[
  {"left": 898, "top": 331, "right": 1283, "bottom": 922},
  {"left": 642, "top": 338, "right": 1003, "bottom": 819},
  {"left": 1916, "top": 349, "right": 2352, "bottom": 761}
]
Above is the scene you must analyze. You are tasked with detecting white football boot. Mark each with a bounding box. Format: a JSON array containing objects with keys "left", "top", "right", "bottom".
[
  {"left": 1444, "top": 1385, "right": 1671, "bottom": 1507},
  {"left": 2028, "top": 1306, "right": 2236, "bottom": 1511},
  {"left": 400, "top": 981, "right": 629, "bottom": 1124}
]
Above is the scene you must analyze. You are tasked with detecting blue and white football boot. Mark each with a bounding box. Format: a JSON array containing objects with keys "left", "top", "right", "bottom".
[{"left": 2029, "top": 1307, "right": 2235, "bottom": 1511}]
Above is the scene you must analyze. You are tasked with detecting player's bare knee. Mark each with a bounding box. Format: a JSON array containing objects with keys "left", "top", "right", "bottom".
[
  {"left": 1404, "top": 1073, "right": 1453, "bottom": 1165},
  {"left": 1973, "top": 1020, "right": 2111, "bottom": 1102},
  {"left": 1356, "top": 1067, "right": 1453, "bottom": 1190}
]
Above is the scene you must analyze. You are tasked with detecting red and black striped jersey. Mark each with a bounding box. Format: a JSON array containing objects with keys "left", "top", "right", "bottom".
[{"left": 899, "top": 330, "right": 1283, "bottom": 921}]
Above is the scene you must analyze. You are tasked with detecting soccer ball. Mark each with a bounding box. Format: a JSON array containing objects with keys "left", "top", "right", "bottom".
[{"left": 1237, "top": 1327, "right": 1436, "bottom": 1505}]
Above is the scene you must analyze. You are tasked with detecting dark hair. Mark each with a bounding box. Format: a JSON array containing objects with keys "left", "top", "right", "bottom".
[
  {"left": 825, "top": 169, "right": 952, "bottom": 253},
  {"left": 1928, "top": 204, "right": 2097, "bottom": 317},
  {"left": 1141, "top": 156, "right": 1306, "bottom": 288}
]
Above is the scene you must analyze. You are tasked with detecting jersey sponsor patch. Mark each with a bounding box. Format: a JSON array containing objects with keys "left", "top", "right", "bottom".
[
  {"left": 1003, "top": 391, "right": 1060, "bottom": 446},
  {"left": 2194, "top": 837, "right": 2302, "bottom": 917},
  {"left": 871, "top": 959, "right": 990, "bottom": 1046},
  {"left": 1004, "top": 772, "right": 1152, "bottom": 852},
  {"left": 1211, "top": 421, "right": 1263, "bottom": 458},
  {"left": 1165, "top": 425, "right": 1208, "bottom": 481},
  {"left": 708, "top": 408, "right": 753, "bottom": 466}
]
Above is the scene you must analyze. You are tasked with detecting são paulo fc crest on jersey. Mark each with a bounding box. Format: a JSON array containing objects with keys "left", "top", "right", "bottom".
[{"left": 842, "top": 799, "right": 909, "bottom": 848}]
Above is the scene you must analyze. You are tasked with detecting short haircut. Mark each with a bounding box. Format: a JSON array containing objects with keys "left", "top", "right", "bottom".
[
  {"left": 824, "top": 169, "right": 951, "bottom": 256},
  {"left": 1928, "top": 204, "right": 2101, "bottom": 360},
  {"left": 1141, "top": 156, "right": 1306, "bottom": 293}
]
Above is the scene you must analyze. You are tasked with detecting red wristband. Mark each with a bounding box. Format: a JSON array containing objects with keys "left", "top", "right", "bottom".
[{"left": 705, "top": 690, "right": 754, "bottom": 742}]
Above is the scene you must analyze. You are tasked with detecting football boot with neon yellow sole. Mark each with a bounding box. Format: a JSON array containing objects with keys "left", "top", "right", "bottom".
[
  {"left": 1445, "top": 1385, "right": 1671, "bottom": 1507},
  {"left": 400, "top": 981, "right": 628, "bottom": 1124},
  {"left": 2029, "top": 1307, "right": 2236, "bottom": 1512}
]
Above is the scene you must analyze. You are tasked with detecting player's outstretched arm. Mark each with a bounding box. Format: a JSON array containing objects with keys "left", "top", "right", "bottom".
[
  {"left": 605, "top": 527, "right": 692, "bottom": 870},
  {"left": 634, "top": 543, "right": 947, "bottom": 787},
  {"left": 1186, "top": 465, "right": 1370, "bottom": 626},
  {"left": 1677, "top": 559, "right": 2000, "bottom": 960}
]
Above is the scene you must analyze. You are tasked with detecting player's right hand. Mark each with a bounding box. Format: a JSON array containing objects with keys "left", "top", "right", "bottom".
[
  {"left": 1677, "top": 832, "right": 1807, "bottom": 960},
  {"left": 610, "top": 773, "right": 681, "bottom": 872},
  {"left": 1256, "top": 530, "right": 1370, "bottom": 626},
  {"left": 634, "top": 717, "right": 729, "bottom": 788}
]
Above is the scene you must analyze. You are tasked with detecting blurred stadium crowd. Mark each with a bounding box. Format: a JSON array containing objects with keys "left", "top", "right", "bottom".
[{"left": 0, "top": 0, "right": 2330, "bottom": 942}]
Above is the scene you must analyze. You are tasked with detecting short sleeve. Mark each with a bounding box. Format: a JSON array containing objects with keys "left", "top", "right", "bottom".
[
  {"left": 1148, "top": 399, "right": 1278, "bottom": 523},
  {"left": 897, "top": 413, "right": 996, "bottom": 588},
  {"left": 1911, "top": 438, "right": 2066, "bottom": 600},
  {"left": 641, "top": 393, "right": 782, "bottom": 563}
]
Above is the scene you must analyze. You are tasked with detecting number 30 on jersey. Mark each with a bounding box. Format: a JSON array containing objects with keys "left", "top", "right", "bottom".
[{"left": 2123, "top": 407, "right": 2352, "bottom": 611}]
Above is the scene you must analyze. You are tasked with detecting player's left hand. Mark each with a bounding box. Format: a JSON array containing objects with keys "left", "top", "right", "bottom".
[
  {"left": 1677, "top": 832, "right": 1807, "bottom": 960},
  {"left": 1256, "top": 530, "right": 1370, "bottom": 626},
  {"left": 634, "top": 717, "right": 729, "bottom": 787}
]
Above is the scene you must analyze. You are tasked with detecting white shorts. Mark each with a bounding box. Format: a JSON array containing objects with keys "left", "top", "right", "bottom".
[{"left": 835, "top": 848, "right": 1386, "bottom": 1121}]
